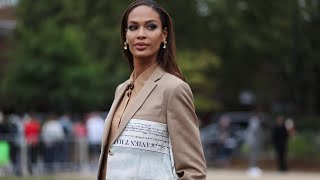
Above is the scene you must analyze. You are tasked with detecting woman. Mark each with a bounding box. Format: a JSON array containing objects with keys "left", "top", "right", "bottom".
[{"left": 97, "top": 1, "right": 206, "bottom": 179}]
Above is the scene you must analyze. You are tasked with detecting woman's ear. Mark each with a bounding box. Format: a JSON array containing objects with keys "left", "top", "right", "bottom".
[{"left": 163, "top": 27, "right": 168, "bottom": 41}]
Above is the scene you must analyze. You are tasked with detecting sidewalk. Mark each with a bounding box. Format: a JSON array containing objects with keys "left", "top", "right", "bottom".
[
  {"left": 52, "top": 169, "right": 320, "bottom": 180},
  {"left": 2, "top": 169, "right": 320, "bottom": 180},
  {"left": 207, "top": 169, "right": 320, "bottom": 180}
]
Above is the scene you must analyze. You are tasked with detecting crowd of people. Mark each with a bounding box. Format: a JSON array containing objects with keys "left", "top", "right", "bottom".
[
  {"left": 208, "top": 112, "right": 295, "bottom": 177},
  {"left": 0, "top": 111, "right": 105, "bottom": 176},
  {"left": 0, "top": 109, "right": 297, "bottom": 177},
  {"left": 200, "top": 109, "right": 296, "bottom": 178}
]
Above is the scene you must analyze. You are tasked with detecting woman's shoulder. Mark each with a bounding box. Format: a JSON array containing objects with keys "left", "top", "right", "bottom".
[
  {"left": 160, "top": 72, "right": 194, "bottom": 104},
  {"left": 161, "top": 72, "right": 190, "bottom": 90}
]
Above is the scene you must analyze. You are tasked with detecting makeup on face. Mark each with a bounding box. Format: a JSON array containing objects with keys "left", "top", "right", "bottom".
[
  {"left": 125, "top": 6, "right": 166, "bottom": 59},
  {"left": 127, "top": 21, "right": 159, "bottom": 32}
]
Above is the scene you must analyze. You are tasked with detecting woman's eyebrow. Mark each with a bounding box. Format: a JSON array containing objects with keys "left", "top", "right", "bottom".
[
  {"left": 145, "top": 20, "right": 158, "bottom": 24},
  {"left": 128, "top": 19, "right": 158, "bottom": 24}
]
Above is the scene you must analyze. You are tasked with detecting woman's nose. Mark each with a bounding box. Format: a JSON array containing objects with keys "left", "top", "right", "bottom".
[{"left": 137, "top": 28, "right": 146, "bottom": 39}]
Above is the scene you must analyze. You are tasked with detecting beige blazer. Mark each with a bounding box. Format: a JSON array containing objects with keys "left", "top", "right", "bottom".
[{"left": 97, "top": 66, "right": 206, "bottom": 180}]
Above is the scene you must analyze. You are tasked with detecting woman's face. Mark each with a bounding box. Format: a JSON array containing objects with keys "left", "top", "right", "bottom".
[{"left": 126, "top": 5, "right": 167, "bottom": 61}]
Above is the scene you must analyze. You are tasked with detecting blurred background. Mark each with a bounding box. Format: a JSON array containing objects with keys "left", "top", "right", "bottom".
[{"left": 0, "top": 0, "right": 319, "bottom": 179}]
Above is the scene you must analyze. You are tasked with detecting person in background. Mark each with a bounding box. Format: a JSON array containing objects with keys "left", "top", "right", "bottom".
[
  {"left": 8, "top": 114, "right": 24, "bottom": 176},
  {"left": 23, "top": 113, "right": 41, "bottom": 174},
  {"left": 272, "top": 114, "right": 290, "bottom": 172},
  {"left": 41, "top": 113, "right": 65, "bottom": 172},
  {"left": 215, "top": 115, "right": 234, "bottom": 163},
  {"left": 86, "top": 112, "right": 104, "bottom": 170},
  {"left": 285, "top": 118, "right": 296, "bottom": 137},
  {"left": 0, "top": 111, "right": 10, "bottom": 140},
  {"left": 245, "top": 112, "right": 263, "bottom": 177},
  {"left": 58, "top": 113, "right": 73, "bottom": 166},
  {"left": 0, "top": 111, "right": 11, "bottom": 169},
  {"left": 73, "top": 116, "right": 88, "bottom": 171}
]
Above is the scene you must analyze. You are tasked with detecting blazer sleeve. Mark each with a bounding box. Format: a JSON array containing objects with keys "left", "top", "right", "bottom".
[{"left": 167, "top": 82, "right": 207, "bottom": 180}]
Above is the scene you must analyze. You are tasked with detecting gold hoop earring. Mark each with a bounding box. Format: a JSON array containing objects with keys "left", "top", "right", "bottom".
[
  {"left": 124, "top": 42, "right": 128, "bottom": 50},
  {"left": 163, "top": 40, "right": 167, "bottom": 49}
]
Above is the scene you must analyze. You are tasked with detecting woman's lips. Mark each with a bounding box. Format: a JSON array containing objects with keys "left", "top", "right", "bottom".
[{"left": 134, "top": 42, "right": 149, "bottom": 50}]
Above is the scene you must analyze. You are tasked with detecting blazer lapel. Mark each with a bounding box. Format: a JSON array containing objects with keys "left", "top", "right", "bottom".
[
  {"left": 98, "top": 81, "right": 130, "bottom": 180},
  {"left": 101, "top": 81, "right": 128, "bottom": 149},
  {"left": 110, "top": 66, "right": 165, "bottom": 145}
]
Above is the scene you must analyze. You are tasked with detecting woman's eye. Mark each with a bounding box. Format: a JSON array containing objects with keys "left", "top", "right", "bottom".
[
  {"left": 128, "top": 25, "right": 138, "bottom": 31},
  {"left": 147, "top": 24, "right": 157, "bottom": 30}
]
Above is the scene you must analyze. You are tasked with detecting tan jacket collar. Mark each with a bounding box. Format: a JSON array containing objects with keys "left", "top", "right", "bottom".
[
  {"left": 98, "top": 66, "right": 166, "bottom": 180},
  {"left": 110, "top": 65, "right": 165, "bottom": 145}
]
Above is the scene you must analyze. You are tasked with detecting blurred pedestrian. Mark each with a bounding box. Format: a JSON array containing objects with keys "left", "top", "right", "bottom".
[
  {"left": 41, "top": 113, "right": 65, "bottom": 172},
  {"left": 86, "top": 112, "right": 104, "bottom": 170},
  {"left": 272, "top": 115, "right": 289, "bottom": 172},
  {"left": 23, "top": 113, "right": 41, "bottom": 174},
  {"left": 215, "top": 115, "right": 235, "bottom": 163},
  {"left": 285, "top": 118, "right": 296, "bottom": 137},
  {"left": 245, "top": 112, "right": 263, "bottom": 177},
  {"left": 73, "top": 116, "right": 88, "bottom": 171},
  {"left": 58, "top": 113, "right": 73, "bottom": 165},
  {"left": 0, "top": 111, "right": 11, "bottom": 169},
  {"left": 8, "top": 114, "right": 24, "bottom": 176}
]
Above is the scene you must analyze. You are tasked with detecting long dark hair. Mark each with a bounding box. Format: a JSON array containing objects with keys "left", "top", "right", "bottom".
[{"left": 120, "top": 0, "right": 185, "bottom": 81}]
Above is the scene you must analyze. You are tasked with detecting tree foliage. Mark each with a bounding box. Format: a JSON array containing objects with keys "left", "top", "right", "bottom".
[
  {"left": 177, "top": 51, "right": 221, "bottom": 112},
  {"left": 0, "top": 0, "right": 319, "bottom": 115},
  {"left": 1, "top": 0, "right": 130, "bottom": 112},
  {"left": 188, "top": 0, "right": 320, "bottom": 114}
]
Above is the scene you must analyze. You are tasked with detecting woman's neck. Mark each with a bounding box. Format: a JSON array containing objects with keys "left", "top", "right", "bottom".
[{"left": 133, "top": 57, "right": 157, "bottom": 80}]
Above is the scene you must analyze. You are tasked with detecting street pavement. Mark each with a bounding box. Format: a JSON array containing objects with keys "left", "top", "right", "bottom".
[
  {"left": 37, "top": 169, "right": 320, "bottom": 180},
  {"left": 207, "top": 169, "right": 320, "bottom": 180}
]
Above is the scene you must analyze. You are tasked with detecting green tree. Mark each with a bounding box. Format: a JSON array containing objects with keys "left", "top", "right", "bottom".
[
  {"left": 3, "top": 0, "right": 318, "bottom": 115},
  {"left": 196, "top": 0, "right": 320, "bottom": 114},
  {"left": 0, "top": 0, "right": 128, "bottom": 112},
  {"left": 177, "top": 50, "right": 221, "bottom": 112}
]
